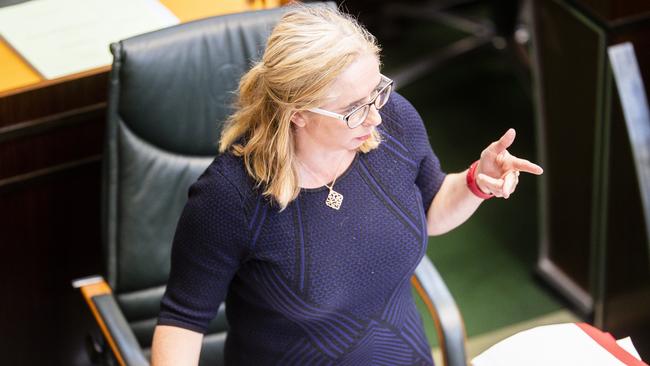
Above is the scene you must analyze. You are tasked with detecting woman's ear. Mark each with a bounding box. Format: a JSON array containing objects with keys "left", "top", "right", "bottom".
[{"left": 290, "top": 111, "right": 307, "bottom": 128}]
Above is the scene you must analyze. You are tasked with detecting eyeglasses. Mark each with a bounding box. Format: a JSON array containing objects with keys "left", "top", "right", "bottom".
[{"left": 308, "top": 74, "right": 393, "bottom": 129}]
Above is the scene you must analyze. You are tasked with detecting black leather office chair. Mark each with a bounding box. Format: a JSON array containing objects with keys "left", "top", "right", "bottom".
[{"left": 73, "top": 4, "right": 467, "bottom": 366}]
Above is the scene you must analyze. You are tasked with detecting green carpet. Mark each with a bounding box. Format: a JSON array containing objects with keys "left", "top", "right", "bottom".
[{"left": 379, "top": 13, "right": 566, "bottom": 346}]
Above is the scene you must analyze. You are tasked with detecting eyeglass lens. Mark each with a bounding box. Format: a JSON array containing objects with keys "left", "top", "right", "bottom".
[{"left": 347, "top": 82, "right": 392, "bottom": 128}]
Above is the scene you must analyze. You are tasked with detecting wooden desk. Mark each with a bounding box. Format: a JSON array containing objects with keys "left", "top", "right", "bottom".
[
  {"left": 0, "top": 1, "right": 280, "bottom": 364},
  {"left": 0, "top": 0, "right": 280, "bottom": 93}
]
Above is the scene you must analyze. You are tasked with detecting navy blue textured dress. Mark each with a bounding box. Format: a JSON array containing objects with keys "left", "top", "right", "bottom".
[{"left": 158, "top": 92, "right": 446, "bottom": 365}]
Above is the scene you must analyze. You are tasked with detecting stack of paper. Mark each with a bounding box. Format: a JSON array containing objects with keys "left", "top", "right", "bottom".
[{"left": 472, "top": 323, "right": 646, "bottom": 366}]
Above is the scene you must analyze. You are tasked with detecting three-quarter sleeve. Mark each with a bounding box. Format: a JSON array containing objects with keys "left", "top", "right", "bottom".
[{"left": 157, "top": 166, "right": 250, "bottom": 334}]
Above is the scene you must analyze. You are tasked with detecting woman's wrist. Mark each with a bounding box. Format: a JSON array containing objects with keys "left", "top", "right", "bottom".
[{"left": 466, "top": 160, "right": 493, "bottom": 200}]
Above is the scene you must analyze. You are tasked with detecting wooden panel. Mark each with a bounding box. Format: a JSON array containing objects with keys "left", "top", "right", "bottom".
[
  {"left": 0, "top": 110, "right": 104, "bottom": 181},
  {"left": 0, "top": 162, "right": 103, "bottom": 365},
  {"left": 533, "top": 0, "right": 650, "bottom": 359},
  {"left": 0, "top": 71, "right": 108, "bottom": 126},
  {"left": 600, "top": 26, "right": 650, "bottom": 360},
  {"left": 533, "top": 0, "right": 602, "bottom": 307},
  {"left": 574, "top": 0, "right": 650, "bottom": 24},
  {"left": 603, "top": 84, "right": 650, "bottom": 319}
]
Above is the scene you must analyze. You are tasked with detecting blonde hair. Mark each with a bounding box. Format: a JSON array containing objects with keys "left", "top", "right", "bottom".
[{"left": 219, "top": 5, "right": 382, "bottom": 210}]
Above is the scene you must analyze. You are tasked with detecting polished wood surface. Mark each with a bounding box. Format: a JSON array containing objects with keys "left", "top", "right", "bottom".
[
  {"left": 80, "top": 281, "right": 126, "bottom": 366},
  {"left": 162, "top": 0, "right": 281, "bottom": 22},
  {"left": 0, "top": 39, "right": 41, "bottom": 92},
  {"left": 0, "top": 2, "right": 281, "bottom": 364}
]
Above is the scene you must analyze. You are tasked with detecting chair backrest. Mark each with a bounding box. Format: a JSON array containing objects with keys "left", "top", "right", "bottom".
[{"left": 102, "top": 4, "right": 332, "bottom": 354}]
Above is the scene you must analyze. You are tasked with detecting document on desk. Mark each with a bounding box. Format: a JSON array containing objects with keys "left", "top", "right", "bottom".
[
  {"left": 471, "top": 323, "right": 647, "bottom": 366},
  {"left": 0, "top": 0, "right": 179, "bottom": 79}
]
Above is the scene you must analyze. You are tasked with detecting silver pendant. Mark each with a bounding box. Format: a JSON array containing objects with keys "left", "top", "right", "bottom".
[{"left": 325, "top": 189, "right": 343, "bottom": 210}]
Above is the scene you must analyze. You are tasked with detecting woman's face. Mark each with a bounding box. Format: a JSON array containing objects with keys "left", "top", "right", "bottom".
[{"left": 292, "top": 54, "right": 383, "bottom": 153}]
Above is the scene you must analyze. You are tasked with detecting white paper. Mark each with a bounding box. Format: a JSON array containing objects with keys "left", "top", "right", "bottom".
[
  {"left": 0, "top": 0, "right": 179, "bottom": 79},
  {"left": 471, "top": 323, "right": 643, "bottom": 366},
  {"left": 617, "top": 337, "right": 642, "bottom": 361}
]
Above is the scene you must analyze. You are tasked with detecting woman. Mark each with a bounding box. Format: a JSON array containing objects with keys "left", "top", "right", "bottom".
[{"left": 152, "top": 5, "right": 543, "bottom": 365}]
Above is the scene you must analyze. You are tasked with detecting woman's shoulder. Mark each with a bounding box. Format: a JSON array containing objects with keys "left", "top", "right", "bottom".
[
  {"left": 191, "top": 151, "right": 258, "bottom": 208},
  {"left": 378, "top": 92, "right": 429, "bottom": 153},
  {"left": 380, "top": 91, "right": 424, "bottom": 125},
  {"left": 176, "top": 152, "right": 255, "bottom": 254}
]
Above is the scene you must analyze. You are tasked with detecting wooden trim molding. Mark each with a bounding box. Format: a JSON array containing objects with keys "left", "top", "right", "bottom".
[
  {"left": 78, "top": 279, "right": 127, "bottom": 366},
  {"left": 411, "top": 275, "right": 448, "bottom": 365},
  {"left": 0, "top": 102, "right": 106, "bottom": 143},
  {"left": 0, "top": 155, "right": 102, "bottom": 193}
]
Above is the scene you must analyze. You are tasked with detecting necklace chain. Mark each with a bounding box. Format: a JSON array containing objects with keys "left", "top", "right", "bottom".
[{"left": 298, "top": 155, "right": 346, "bottom": 210}]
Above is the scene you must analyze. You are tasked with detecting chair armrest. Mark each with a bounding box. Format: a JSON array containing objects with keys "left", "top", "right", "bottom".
[
  {"left": 72, "top": 276, "right": 149, "bottom": 366},
  {"left": 412, "top": 256, "right": 468, "bottom": 366}
]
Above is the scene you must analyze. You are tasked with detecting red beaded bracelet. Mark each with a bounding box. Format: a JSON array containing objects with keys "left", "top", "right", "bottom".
[{"left": 466, "top": 160, "right": 493, "bottom": 200}]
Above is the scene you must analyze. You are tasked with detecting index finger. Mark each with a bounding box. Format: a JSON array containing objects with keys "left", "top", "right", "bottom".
[
  {"left": 512, "top": 157, "right": 544, "bottom": 175},
  {"left": 488, "top": 128, "right": 516, "bottom": 154}
]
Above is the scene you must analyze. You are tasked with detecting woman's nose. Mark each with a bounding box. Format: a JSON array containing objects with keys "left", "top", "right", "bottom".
[{"left": 362, "top": 105, "right": 382, "bottom": 127}]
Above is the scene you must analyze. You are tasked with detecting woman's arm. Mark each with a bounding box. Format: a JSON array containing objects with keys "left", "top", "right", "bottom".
[
  {"left": 426, "top": 129, "right": 543, "bottom": 236},
  {"left": 151, "top": 325, "right": 203, "bottom": 366},
  {"left": 426, "top": 171, "right": 483, "bottom": 236}
]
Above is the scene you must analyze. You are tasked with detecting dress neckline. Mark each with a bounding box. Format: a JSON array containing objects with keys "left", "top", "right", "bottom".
[{"left": 300, "top": 153, "right": 359, "bottom": 193}]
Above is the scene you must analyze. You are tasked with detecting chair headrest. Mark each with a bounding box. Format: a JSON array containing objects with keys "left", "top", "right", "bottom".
[{"left": 111, "top": 7, "right": 290, "bottom": 156}]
